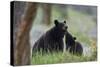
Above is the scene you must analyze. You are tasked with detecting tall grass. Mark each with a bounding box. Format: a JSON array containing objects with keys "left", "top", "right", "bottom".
[{"left": 32, "top": 51, "right": 96, "bottom": 65}]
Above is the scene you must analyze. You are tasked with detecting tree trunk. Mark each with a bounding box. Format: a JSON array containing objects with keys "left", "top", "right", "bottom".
[
  {"left": 13, "top": 2, "right": 37, "bottom": 66},
  {"left": 42, "top": 4, "right": 52, "bottom": 25}
]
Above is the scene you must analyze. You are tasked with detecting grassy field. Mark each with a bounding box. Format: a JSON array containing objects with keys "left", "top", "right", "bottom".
[
  {"left": 32, "top": 51, "right": 96, "bottom": 65},
  {"left": 31, "top": 7, "right": 97, "bottom": 65}
]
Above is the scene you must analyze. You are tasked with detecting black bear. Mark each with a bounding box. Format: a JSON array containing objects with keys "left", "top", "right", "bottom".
[
  {"left": 32, "top": 20, "right": 68, "bottom": 53},
  {"left": 65, "top": 31, "right": 83, "bottom": 55}
]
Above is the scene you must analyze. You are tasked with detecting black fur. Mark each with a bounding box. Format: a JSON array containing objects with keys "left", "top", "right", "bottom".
[
  {"left": 32, "top": 20, "right": 68, "bottom": 53},
  {"left": 65, "top": 31, "right": 83, "bottom": 55}
]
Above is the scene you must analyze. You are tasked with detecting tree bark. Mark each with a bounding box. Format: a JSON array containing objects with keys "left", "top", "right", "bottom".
[{"left": 14, "top": 2, "right": 37, "bottom": 65}]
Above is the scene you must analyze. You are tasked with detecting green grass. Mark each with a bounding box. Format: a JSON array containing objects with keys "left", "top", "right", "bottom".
[{"left": 32, "top": 51, "right": 97, "bottom": 65}]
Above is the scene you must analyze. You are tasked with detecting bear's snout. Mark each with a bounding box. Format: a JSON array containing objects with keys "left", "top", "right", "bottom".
[{"left": 65, "top": 26, "right": 68, "bottom": 29}]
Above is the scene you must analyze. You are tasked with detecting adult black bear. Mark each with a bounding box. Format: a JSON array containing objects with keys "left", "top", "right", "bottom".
[
  {"left": 65, "top": 31, "right": 83, "bottom": 55},
  {"left": 32, "top": 20, "right": 68, "bottom": 53}
]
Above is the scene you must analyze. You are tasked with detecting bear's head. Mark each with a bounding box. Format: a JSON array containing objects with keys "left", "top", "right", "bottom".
[
  {"left": 73, "top": 37, "right": 76, "bottom": 44},
  {"left": 54, "top": 20, "right": 68, "bottom": 33},
  {"left": 69, "top": 36, "right": 76, "bottom": 46},
  {"left": 65, "top": 30, "right": 77, "bottom": 46}
]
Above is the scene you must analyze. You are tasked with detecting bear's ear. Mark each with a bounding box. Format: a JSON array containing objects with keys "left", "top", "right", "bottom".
[
  {"left": 64, "top": 21, "right": 66, "bottom": 24},
  {"left": 73, "top": 37, "right": 76, "bottom": 40},
  {"left": 54, "top": 20, "right": 59, "bottom": 26}
]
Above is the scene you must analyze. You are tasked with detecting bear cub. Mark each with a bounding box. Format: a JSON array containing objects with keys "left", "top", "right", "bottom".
[
  {"left": 32, "top": 20, "right": 68, "bottom": 53},
  {"left": 65, "top": 31, "right": 83, "bottom": 55}
]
